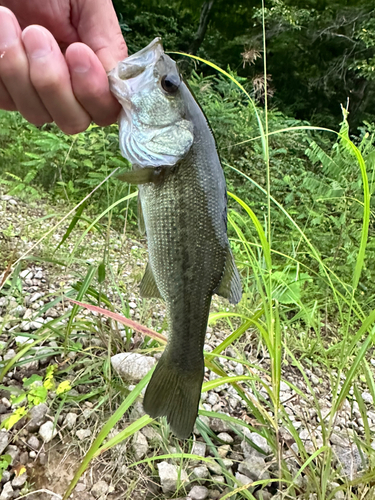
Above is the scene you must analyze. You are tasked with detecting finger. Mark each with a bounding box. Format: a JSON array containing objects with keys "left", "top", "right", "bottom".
[
  {"left": 0, "top": 77, "right": 16, "bottom": 110},
  {"left": 72, "top": 0, "right": 128, "bottom": 71},
  {"left": 0, "top": 7, "right": 52, "bottom": 124},
  {"left": 66, "top": 42, "right": 121, "bottom": 127},
  {"left": 22, "top": 25, "right": 91, "bottom": 134}
]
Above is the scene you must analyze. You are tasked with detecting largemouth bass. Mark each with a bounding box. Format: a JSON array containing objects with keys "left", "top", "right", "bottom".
[{"left": 108, "top": 38, "right": 242, "bottom": 439}]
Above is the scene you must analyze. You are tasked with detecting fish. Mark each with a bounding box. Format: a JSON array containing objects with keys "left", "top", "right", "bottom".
[{"left": 108, "top": 38, "right": 242, "bottom": 439}]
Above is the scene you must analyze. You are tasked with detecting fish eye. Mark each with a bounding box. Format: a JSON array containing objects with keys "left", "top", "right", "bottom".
[{"left": 161, "top": 74, "right": 180, "bottom": 94}]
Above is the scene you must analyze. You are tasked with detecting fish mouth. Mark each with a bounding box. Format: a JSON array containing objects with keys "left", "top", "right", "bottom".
[{"left": 108, "top": 37, "right": 164, "bottom": 102}]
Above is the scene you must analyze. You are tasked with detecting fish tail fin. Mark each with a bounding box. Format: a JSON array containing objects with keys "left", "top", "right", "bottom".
[{"left": 143, "top": 352, "right": 204, "bottom": 439}]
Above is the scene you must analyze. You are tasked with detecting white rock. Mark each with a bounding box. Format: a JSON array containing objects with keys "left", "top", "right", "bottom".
[
  {"left": 3, "top": 350, "right": 16, "bottom": 362},
  {"left": 27, "top": 435, "right": 40, "bottom": 449},
  {"left": 280, "top": 381, "right": 290, "bottom": 391},
  {"left": 0, "top": 431, "right": 9, "bottom": 454},
  {"left": 38, "top": 421, "right": 58, "bottom": 443},
  {"left": 238, "top": 456, "right": 270, "bottom": 481},
  {"left": 12, "top": 471, "right": 27, "bottom": 488},
  {"left": 76, "top": 429, "right": 92, "bottom": 441},
  {"left": 157, "top": 461, "right": 188, "bottom": 493},
  {"left": 361, "top": 392, "right": 373, "bottom": 404},
  {"left": 188, "top": 485, "right": 209, "bottom": 500},
  {"left": 241, "top": 429, "right": 272, "bottom": 457},
  {"left": 192, "top": 466, "right": 209, "bottom": 479},
  {"left": 191, "top": 440, "right": 206, "bottom": 457},
  {"left": 217, "top": 432, "right": 234, "bottom": 444},
  {"left": 64, "top": 412, "right": 78, "bottom": 430},
  {"left": 111, "top": 352, "right": 156, "bottom": 381},
  {"left": 132, "top": 431, "right": 149, "bottom": 460},
  {"left": 14, "top": 336, "right": 33, "bottom": 345},
  {"left": 91, "top": 480, "right": 109, "bottom": 498},
  {"left": 28, "top": 292, "right": 43, "bottom": 304},
  {"left": 0, "top": 482, "right": 14, "bottom": 500}
]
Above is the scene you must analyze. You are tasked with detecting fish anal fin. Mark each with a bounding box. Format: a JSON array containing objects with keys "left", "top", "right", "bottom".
[
  {"left": 143, "top": 352, "right": 204, "bottom": 439},
  {"left": 215, "top": 249, "right": 242, "bottom": 305},
  {"left": 140, "top": 263, "right": 162, "bottom": 299}
]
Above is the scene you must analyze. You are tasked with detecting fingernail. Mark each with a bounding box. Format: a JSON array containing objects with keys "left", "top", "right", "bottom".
[
  {"left": 23, "top": 26, "right": 52, "bottom": 59},
  {"left": 0, "top": 13, "right": 19, "bottom": 49}
]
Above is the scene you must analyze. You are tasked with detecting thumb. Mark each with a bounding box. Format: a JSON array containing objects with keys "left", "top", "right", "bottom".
[{"left": 75, "top": 0, "right": 128, "bottom": 71}]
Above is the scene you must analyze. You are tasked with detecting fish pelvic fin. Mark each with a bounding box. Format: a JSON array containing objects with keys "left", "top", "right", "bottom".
[
  {"left": 215, "top": 248, "right": 242, "bottom": 304},
  {"left": 140, "top": 262, "right": 162, "bottom": 299},
  {"left": 143, "top": 352, "right": 204, "bottom": 439}
]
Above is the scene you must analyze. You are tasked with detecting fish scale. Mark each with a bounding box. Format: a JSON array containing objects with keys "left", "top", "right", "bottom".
[{"left": 108, "top": 38, "right": 242, "bottom": 438}]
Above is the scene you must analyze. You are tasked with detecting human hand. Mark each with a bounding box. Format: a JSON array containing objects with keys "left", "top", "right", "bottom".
[{"left": 0, "top": 0, "right": 128, "bottom": 134}]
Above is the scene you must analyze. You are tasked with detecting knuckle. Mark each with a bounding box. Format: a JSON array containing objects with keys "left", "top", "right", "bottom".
[{"left": 60, "top": 118, "right": 91, "bottom": 135}]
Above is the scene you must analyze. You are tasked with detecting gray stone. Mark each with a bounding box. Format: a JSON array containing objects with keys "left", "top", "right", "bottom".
[
  {"left": 188, "top": 485, "right": 209, "bottom": 500},
  {"left": 0, "top": 482, "right": 14, "bottom": 500},
  {"left": 241, "top": 430, "right": 271, "bottom": 458},
  {"left": 192, "top": 466, "right": 209, "bottom": 479},
  {"left": 3, "top": 350, "right": 16, "bottom": 362},
  {"left": 27, "top": 403, "right": 48, "bottom": 431},
  {"left": 235, "top": 472, "right": 251, "bottom": 486},
  {"left": 38, "top": 421, "right": 58, "bottom": 443},
  {"left": 91, "top": 480, "right": 109, "bottom": 498},
  {"left": 28, "top": 292, "right": 43, "bottom": 304},
  {"left": 207, "top": 461, "right": 221, "bottom": 475},
  {"left": 0, "top": 431, "right": 9, "bottom": 455},
  {"left": 238, "top": 456, "right": 270, "bottom": 481},
  {"left": 11, "top": 471, "right": 27, "bottom": 488},
  {"left": 14, "top": 336, "right": 32, "bottom": 345},
  {"left": 5, "top": 446, "right": 19, "bottom": 465},
  {"left": 76, "top": 429, "right": 92, "bottom": 441},
  {"left": 132, "top": 431, "right": 149, "bottom": 460},
  {"left": 217, "top": 432, "right": 233, "bottom": 444},
  {"left": 209, "top": 414, "right": 232, "bottom": 433},
  {"left": 333, "top": 443, "right": 365, "bottom": 480},
  {"left": 27, "top": 435, "right": 40, "bottom": 450},
  {"left": 64, "top": 412, "right": 78, "bottom": 430},
  {"left": 361, "top": 392, "right": 373, "bottom": 404},
  {"left": 192, "top": 441, "right": 206, "bottom": 458},
  {"left": 111, "top": 352, "right": 156, "bottom": 382},
  {"left": 157, "top": 461, "right": 188, "bottom": 493}
]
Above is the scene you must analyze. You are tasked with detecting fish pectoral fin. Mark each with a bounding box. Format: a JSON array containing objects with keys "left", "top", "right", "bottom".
[
  {"left": 117, "top": 167, "right": 155, "bottom": 184},
  {"left": 137, "top": 193, "right": 146, "bottom": 235},
  {"left": 118, "top": 166, "right": 168, "bottom": 185},
  {"left": 215, "top": 248, "right": 242, "bottom": 305},
  {"left": 140, "top": 263, "right": 162, "bottom": 299}
]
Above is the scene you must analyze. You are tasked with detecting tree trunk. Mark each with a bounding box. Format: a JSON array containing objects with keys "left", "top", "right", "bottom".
[{"left": 189, "top": 0, "right": 215, "bottom": 55}]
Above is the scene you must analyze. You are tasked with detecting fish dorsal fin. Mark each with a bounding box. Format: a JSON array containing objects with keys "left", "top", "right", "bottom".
[
  {"left": 138, "top": 193, "right": 145, "bottom": 235},
  {"left": 140, "top": 263, "right": 162, "bottom": 299},
  {"left": 215, "top": 249, "right": 242, "bottom": 305}
]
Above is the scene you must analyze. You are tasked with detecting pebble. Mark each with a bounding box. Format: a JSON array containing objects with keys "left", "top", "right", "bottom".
[
  {"left": 0, "top": 482, "right": 14, "bottom": 500},
  {"left": 192, "top": 466, "right": 209, "bottom": 479},
  {"left": 27, "top": 435, "right": 40, "bottom": 450},
  {"left": 0, "top": 431, "right": 9, "bottom": 454},
  {"left": 3, "top": 350, "right": 16, "bottom": 362},
  {"left": 91, "top": 480, "right": 109, "bottom": 498},
  {"left": 76, "top": 429, "right": 92, "bottom": 440},
  {"left": 157, "top": 461, "right": 188, "bottom": 494},
  {"left": 28, "top": 403, "right": 48, "bottom": 431},
  {"left": 111, "top": 352, "right": 156, "bottom": 381},
  {"left": 241, "top": 430, "right": 271, "bottom": 458},
  {"left": 192, "top": 440, "right": 206, "bottom": 458},
  {"left": 5, "top": 445, "right": 19, "bottom": 465},
  {"left": 132, "top": 431, "right": 149, "bottom": 460},
  {"left": 238, "top": 456, "right": 270, "bottom": 481},
  {"left": 361, "top": 392, "right": 373, "bottom": 404},
  {"left": 217, "top": 432, "right": 233, "bottom": 444},
  {"left": 39, "top": 421, "right": 58, "bottom": 443},
  {"left": 188, "top": 485, "right": 209, "bottom": 500},
  {"left": 11, "top": 471, "right": 27, "bottom": 488},
  {"left": 64, "top": 412, "right": 78, "bottom": 430}
]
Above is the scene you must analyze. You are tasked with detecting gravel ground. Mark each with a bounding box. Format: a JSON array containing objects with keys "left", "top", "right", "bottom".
[{"left": 0, "top": 193, "right": 375, "bottom": 500}]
